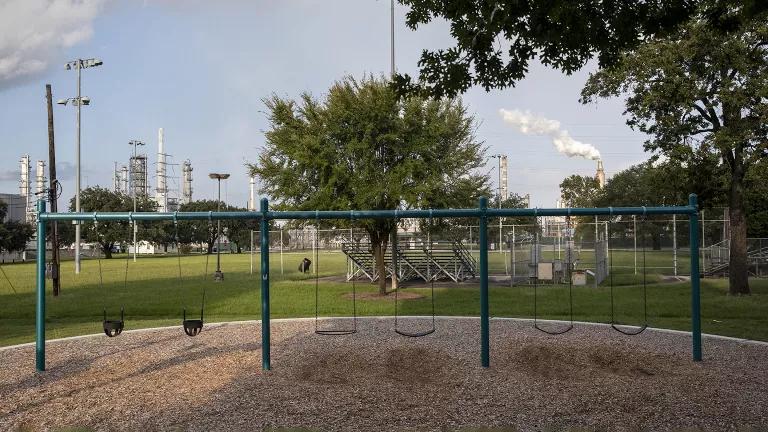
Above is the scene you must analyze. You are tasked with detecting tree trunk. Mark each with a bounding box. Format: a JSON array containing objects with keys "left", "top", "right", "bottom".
[
  {"left": 207, "top": 242, "right": 214, "bottom": 254},
  {"left": 102, "top": 243, "right": 113, "bottom": 259},
  {"left": 728, "top": 161, "right": 750, "bottom": 295},
  {"left": 370, "top": 230, "right": 389, "bottom": 295}
]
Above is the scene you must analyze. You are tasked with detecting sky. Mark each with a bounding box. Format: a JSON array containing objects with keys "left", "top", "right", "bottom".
[{"left": 0, "top": 0, "right": 651, "bottom": 210}]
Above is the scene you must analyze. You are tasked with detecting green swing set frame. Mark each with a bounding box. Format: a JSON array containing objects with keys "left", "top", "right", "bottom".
[{"left": 32, "top": 195, "right": 704, "bottom": 372}]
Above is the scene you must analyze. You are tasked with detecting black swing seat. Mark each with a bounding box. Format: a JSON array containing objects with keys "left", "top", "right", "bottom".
[
  {"left": 182, "top": 309, "right": 204, "bottom": 337},
  {"left": 103, "top": 309, "right": 125, "bottom": 337},
  {"left": 611, "top": 323, "right": 648, "bottom": 336},
  {"left": 395, "top": 328, "right": 435, "bottom": 338},
  {"left": 534, "top": 322, "right": 573, "bottom": 336},
  {"left": 183, "top": 319, "right": 203, "bottom": 336},
  {"left": 315, "top": 328, "right": 356, "bottom": 336}
]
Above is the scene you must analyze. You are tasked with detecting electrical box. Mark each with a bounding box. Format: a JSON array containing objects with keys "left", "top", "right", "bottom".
[
  {"left": 572, "top": 270, "right": 587, "bottom": 286},
  {"left": 537, "top": 262, "right": 553, "bottom": 280}
]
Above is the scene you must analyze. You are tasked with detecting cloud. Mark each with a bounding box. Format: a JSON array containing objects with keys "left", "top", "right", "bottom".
[
  {"left": 0, "top": 0, "right": 107, "bottom": 90},
  {"left": 499, "top": 109, "right": 602, "bottom": 160}
]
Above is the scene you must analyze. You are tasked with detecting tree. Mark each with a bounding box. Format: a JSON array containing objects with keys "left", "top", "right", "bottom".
[
  {"left": 177, "top": 200, "right": 223, "bottom": 254},
  {"left": 559, "top": 175, "right": 601, "bottom": 208},
  {"left": 222, "top": 204, "right": 258, "bottom": 253},
  {"left": 581, "top": 13, "right": 768, "bottom": 294},
  {"left": 250, "top": 76, "right": 488, "bottom": 294},
  {"left": 395, "top": 0, "right": 766, "bottom": 98},
  {"left": 744, "top": 157, "right": 768, "bottom": 237},
  {"left": 71, "top": 187, "right": 157, "bottom": 258},
  {"left": 0, "top": 200, "right": 34, "bottom": 255}
]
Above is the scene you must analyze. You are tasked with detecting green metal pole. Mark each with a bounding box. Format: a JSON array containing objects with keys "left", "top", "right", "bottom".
[
  {"left": 688, "top": 194, "right": 702, "bottom": 361},
  {"left": 260, "top": 198, "right": 271, "bottom": 370},
  {"left": 479, "top": 196, "right": 489, "bottom": 368},
  {"left": 35, "top": 200, "right": 47, "bottom": 372}
]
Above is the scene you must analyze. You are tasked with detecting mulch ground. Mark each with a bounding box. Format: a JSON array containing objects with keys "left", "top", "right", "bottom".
[{"left": 0, "top": 318, "right": 766, "bottom": 431}]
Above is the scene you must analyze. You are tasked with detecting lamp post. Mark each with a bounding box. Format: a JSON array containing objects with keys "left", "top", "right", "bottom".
[
  {"left": 58, "top": 58, "right": 102, "bottom": 274},
  {"left": 490, "top": 154, "right": 504, "bottom": 253},
  {"left": 128, "top": 140, "right": 145, "bottom": 262},
  {"left": 209, "top": 173, "right": 230, "bottom": 281}
]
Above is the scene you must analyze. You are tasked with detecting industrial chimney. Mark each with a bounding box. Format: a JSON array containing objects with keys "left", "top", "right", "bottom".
[
  {"left": 182, "top": 160, "right": 193, "bottom": 205},
  {"left": 156, "top": 128, "right": 168, "bottom": 212},
  {"left": 596, "top": 159, "right": 606, "bottom": 188},
  {"left": 19, "top": 155, "right": 31, "bottom": 222}
]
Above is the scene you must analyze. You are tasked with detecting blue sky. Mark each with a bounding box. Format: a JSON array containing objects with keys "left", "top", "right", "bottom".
[{"left": 0, "top": 0, "right": 650, "bottom": 209}]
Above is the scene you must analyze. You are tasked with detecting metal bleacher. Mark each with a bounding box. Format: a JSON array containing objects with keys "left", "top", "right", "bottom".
[{"left": 342, "top": 239, "right": 477, "bottom": 283}]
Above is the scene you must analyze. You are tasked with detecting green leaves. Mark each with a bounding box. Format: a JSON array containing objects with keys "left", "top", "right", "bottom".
[{"left": 250, "top": 75, "right": 488, "bottom": 228}]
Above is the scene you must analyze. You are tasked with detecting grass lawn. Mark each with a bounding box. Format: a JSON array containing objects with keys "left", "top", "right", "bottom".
[{"left": 0, "top": 251, "right": 766, "bottom": 346}]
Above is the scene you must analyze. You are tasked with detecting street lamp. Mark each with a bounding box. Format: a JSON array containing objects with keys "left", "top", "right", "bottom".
[
  {"left": 490, "top": 154, "right": 506, "bottom": 253},
  {"left": 60, "top": 57, "right": 103, "bottom": 274},
  {"left": 128, "top": 140, "right": 145, "bottom": 262},
  {"left": 209, "top": 172, "right": 230, "bottom": 281}
]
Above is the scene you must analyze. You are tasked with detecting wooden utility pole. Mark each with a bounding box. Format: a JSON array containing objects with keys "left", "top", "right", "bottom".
[{"left": 46, "top": 84, "right": 61, "bottom": 296}]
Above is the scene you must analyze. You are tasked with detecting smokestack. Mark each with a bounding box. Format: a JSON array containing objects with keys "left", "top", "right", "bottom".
[
  {"left": 121, "top": 165, "right": 129, "bottom": 194},
  {"left": 156, "top": 128, "right": 167, "bottom": 212},
  {"left": 248, "top": 176, "right": 256, "bottom": 211},
  {"left": 182, "top": 160, "right": 193, "bottom": 205},
  {"left": 35, "top": 160, "right": 47, "bottom": 196},
  {"left": 596, "top": 159, "right": 606, "bottom": 188},
  {"left": 500, "top": 155, "right": 508, "bottom": 200},
  {"left": 20, "top": 155, "right": 31, "bottom": 222}
]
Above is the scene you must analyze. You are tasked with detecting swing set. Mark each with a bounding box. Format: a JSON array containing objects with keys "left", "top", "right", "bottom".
[
  {"left": 92, "top": 214, "right": 208, "bottom": 338},
  {"left": 31, "top": 196, "right": 704, "bottom": 372}
]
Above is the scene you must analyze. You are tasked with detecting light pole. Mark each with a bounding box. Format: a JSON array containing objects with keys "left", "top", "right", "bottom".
[
  {"left": 128, "top": 140, "right": 145, "bottom": 261},
  {"left": 58, "top": 58, "right": 102, "bottom": 274},
  {"left": 490, "top": 154, "right": 504, "bottom": 253},
  {"left": 209, "top": 173, "right": 230, "bottom": 281}
]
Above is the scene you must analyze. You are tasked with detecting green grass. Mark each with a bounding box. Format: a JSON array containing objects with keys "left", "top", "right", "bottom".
[{"left": 0, "top": 251, "right": 766, "bottom": 346}]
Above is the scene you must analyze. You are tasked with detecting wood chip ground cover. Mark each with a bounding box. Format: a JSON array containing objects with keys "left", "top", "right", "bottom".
[{"left": 0, "top": 318, "right": 766, "bottom": 431}]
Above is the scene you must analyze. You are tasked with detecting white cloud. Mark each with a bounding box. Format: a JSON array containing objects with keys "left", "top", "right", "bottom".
[
  {"left": 0, "top": 0, "right": 106, "bottom": 90},
  {"left": 499, "top": 108, "right": 602, "bottom": 160}
]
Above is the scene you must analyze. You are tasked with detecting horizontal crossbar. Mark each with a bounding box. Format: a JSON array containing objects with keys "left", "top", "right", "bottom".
[{"left": 38, "top": 205, "right": 696, "bottom": 222}]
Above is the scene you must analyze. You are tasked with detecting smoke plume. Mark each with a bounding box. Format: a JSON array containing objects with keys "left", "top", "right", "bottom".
[{"left": 499, "top": 109, "right": 601, "bottom": 160}]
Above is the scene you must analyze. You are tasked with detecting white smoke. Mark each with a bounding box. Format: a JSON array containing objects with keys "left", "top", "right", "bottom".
[
  {"left": 0, "top": 0, "right": 107, "bottom": 90},
  {"left": 499, "top": 109, "right": 601, "bottom": 160}
]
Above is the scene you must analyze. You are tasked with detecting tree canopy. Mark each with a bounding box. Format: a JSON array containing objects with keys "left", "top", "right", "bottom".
[
  {"left": 581, "top": 9, "right": 767, "bottom": 294},
  {"left": 0, "top": 200, "right": 34, "bottom": 255},
  {"left": 395, "top": 0, "right": 767, "bottom": 98},
  {"left": 249, "top": 76, "right": 488, "bottom": 293},
  {"left": 71, "top": 187, "right": 157, "bottom": 258}
]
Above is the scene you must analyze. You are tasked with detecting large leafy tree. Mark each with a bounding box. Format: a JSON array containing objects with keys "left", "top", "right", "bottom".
[
  {"left": 250, "top": 76, "right": 488, "bottom": 294},
  {"left": 177, "top": 200, "right": 223, "bottom": 254},
  {"left": 395, "top": 0, "right": 766, "bottom": 98},
  {"left": 71, "top": 187, "right": 157, "bottom": 259},
  {"left": 581, "top": 13, "right": 768, "bottom": 294},
  {"left": 559, "top": 175, "right": 601, "bottom": 208},
  {"left": 0, "top": 200, "right": 34, "bottom": 255}
]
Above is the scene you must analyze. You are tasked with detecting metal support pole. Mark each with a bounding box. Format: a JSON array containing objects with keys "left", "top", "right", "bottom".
[
  {"left": 280, "top": 229, "right": 284, "bottom": 275},
  {"left": 35, "top": 200, "right": 47, "bottom": 371},
  {"left": 701, "top": 210, "right": 706, "bottom": 274},
  {"left": 250, "top": 230, "right": 254, "bottom": 275},
  {"left": 74, "top": 62, "right": 82, "bottom": 274},
  {"left": 511, "top": 225, "right": 516, "bottom": 286},
  {"left": 673, "top": 214, "right": 678, "bottom": 276},
  {"left": 634, "top": 215, "right": 638, "bottom": 275},
  {"left": 260, "top": 198, "right": 271, "bottom": 370},
  {"left": 688, "top": 194, "right": 702, "bottom": 361},
  {"left": 479, "top": 197, "right": 489, "bottom": 368}
]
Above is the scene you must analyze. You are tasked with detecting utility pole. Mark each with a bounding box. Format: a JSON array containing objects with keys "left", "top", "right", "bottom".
[
  {"left": 46, "top": 84, "right": 61, "bottom": 296},
  {"left": 391, "top": 0, "right": 395, "bottom": 78}
]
